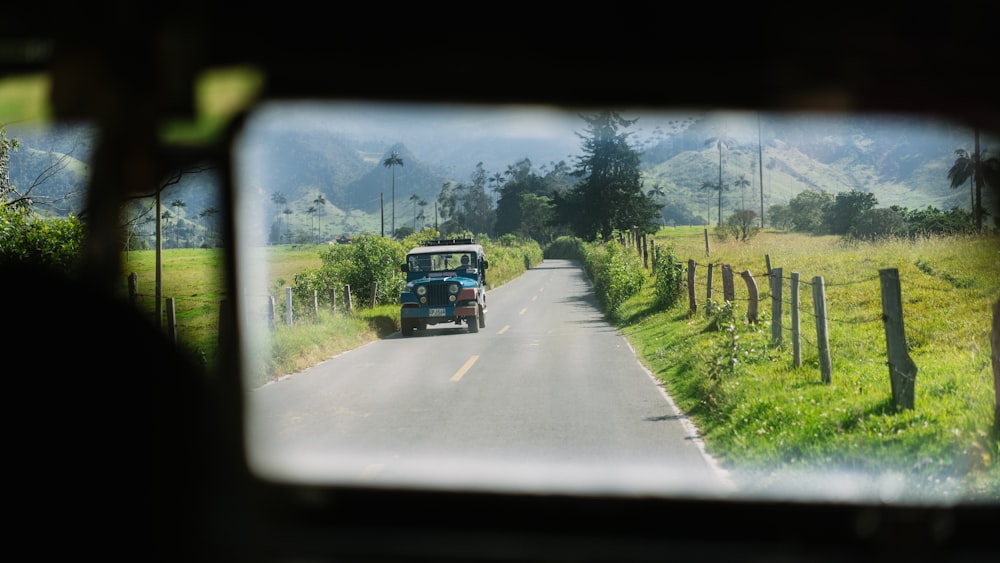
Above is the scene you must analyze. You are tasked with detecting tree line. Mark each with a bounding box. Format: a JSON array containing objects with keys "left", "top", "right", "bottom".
[{"left": 3, "top": 111, "right": 999, "bottom": 271}]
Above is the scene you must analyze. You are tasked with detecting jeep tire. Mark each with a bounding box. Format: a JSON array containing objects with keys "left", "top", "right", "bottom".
[{"left": 400, "top": 318, "right": 415, "bottom": 337}]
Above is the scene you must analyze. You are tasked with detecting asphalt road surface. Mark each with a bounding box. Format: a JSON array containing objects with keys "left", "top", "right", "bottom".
[{"left": 247, "top": 259, "right": 733, "bottom": 497}]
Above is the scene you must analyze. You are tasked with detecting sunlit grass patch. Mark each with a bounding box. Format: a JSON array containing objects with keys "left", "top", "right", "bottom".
[{"left": 622, "top": 228, "right": 1000, "bottom": 499}]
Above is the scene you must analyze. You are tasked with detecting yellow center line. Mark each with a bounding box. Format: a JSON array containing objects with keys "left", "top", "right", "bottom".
[
  {"left": 451, "top": 355, "right": 480, "bottom": 381},
  {"left": 519, "top": 307, "right": 527, "bottom": 315},
  {"left": 531, "top": 295, "right": 538, "bottom": 302},
  {"left": 498, "top": 325, "right": 510, "bottom": 334}
]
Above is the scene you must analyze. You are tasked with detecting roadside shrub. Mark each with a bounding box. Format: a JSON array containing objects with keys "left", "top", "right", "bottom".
[
  {"left": 543, "top": 236, "right": 586, "bottom": 260},
  {"left": 293, "top": 233, "right": 406, "bottom": 312},
  {"left": 652, "top": 243, "right": 684, "bottom": 310},
  {"left": 583, "top": 238, "right": 645, "bottom": 318},
  {"left": 0, "top": 205, "right": 85, "bottom": 271}
]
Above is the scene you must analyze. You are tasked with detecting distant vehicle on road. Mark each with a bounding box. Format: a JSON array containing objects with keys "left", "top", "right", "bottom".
[{"left": 399, "top": 238, "right": 489, "bottom": 336}]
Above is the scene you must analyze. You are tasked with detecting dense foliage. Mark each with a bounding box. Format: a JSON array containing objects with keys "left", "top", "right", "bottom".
[
  {"left": 552, "top": 112, "right": 662, "bottom": 241},
  {"left": 284, "top": 229, "right": 544, "bottom": 323},
  {"left": 768, "top": 188, "right": 984, "bottom": 239},
  {"left": 0, "top": 205, "right": 85, "bottom": 270},
  {"left": 579, "top": 237, "right": 646, "bottom": 320}
]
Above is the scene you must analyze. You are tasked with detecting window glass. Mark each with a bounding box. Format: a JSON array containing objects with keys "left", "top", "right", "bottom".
[{"left": 235, "top": 101, "right": 1000, "bottom": 504}]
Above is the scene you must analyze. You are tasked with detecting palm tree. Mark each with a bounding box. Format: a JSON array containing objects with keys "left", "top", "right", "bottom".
[
  {"left": 282, "top": 208, "right": 293, "bottom": 243},
  {"left": 306, "top": 206, "right": 318, "bottom": 241},
  {"left": 733, "top": 174, "right": 751, "bottom": 211},
  {"left": 757, "top": 113, "right": 766, "bottom": 228},
  {"left": 171, "top": 199, "right": 186, "bottom": 248},
  {"left": 705, "top": 131, "right": 736, "bottom": 226},
  {"left": 646, "top": 183, "right": 666, "bottom": 200},
  {"left": 409, "top": 194, "right": 428, "bottom": 230},
  {"left": 160, "top": 210, "right": 173, "bottom": 248},
  {"left": 199, "top": 206, "right": 219, "bottom": 247},
  {"left": 383, "top": 150, "right": 404, "bottom": 235},
  {"left": 948, "top": 127, "right": 1000, "bottom": 231},
  {"left": 490, "top": 172, "right": 504, "bottom": 205},
  {"left": 312, "top": 194, "right": 326, "bottom": 240},
  {"left": 270, "top": 191, "right": 287, "bottom": 241},
  {"left": 700, "top": 180, "right": 729, "bottom": 226}
]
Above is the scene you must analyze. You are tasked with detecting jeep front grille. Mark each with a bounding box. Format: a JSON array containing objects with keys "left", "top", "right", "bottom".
[{"left": 426, "top": 284, "right": 451, "bottom": 306}]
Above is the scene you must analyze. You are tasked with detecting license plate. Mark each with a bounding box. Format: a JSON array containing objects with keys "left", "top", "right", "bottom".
[{"left": 429, "top": 308, "right": 446, "bottom": 317}]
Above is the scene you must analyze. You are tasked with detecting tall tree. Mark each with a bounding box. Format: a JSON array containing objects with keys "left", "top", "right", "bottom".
[
  {"left": 199, "top": 206, "right": 219, "bottom": 247},
  {"left": 171, "top": 199, "right": 186, "bottom": 248},
  {"left": 270, "top": 191, "right": 287, "bottom": 243},
  {"left": 495, "top": 159, "right": 546, "bottom": 237},
  {"left": 948, "top": 127, "right": 1000, "bottom": 231},
  {"left": 306, "top": 206, "right": 318, "bottom": 241},
  {"left": 312, "top": 193, "right": 326, "bottom": 240},
  {"left": 733, "top": 174, "right": 751, "bottom": 211},
  {"left": 383, "top": 150, "right": 404, "bottom": 236},
  {"left": 700, "top": 180, "right": 728, "bottom": 225},
  {"left": 553, "top": 111, "right": 660, "bottom": 241},
  {"left": 705, "top": 130, "right": 736, "bottom": 226}
]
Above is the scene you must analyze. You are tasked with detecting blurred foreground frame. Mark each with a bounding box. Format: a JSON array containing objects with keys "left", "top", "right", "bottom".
[{"left": 2, "top": 4, "right": 999, "bottom": 562}]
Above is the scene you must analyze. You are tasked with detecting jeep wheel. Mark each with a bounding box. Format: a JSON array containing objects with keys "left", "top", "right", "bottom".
[
  {"left": 478, "top": 304, "right": 486, "bottom": 328},
  {"left": 467, "top": 311, "right": 479, "bottom": 333},
  {"left": 400, "top": 318, "right": 415, "bottom": 337}
]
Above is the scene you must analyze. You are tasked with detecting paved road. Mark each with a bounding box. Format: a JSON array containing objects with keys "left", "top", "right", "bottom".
[{"left": 247, "top": 259, "right": 732, "bottom": 497}]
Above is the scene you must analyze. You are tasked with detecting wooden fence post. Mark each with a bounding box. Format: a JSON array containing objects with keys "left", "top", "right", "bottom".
[
  {"left": 703, "top": 228, "right": 710, "bottom": 256},
  {"left": 812, "top": 276, "right": 832, "bottom": 383},
  {"left": 267, "top": 294, "right": 275, "bottom": 330},
  {"left": 165, "top": 297, "right": 177, "bottom": 344},
  {"left": 312, "top": 290, "right": 319, "bottom": 317},
  {"left": 687, "top": 259, "right": 697, "bottom": 314},
  {"left": 722, "top": 264, "right": 734, "bottom": 303},
  {"left": 370, "top": 281, "right": 379, "bottom": 308},
  {"left": 285, "top": 287, "right": 293, "bottom": 326},
  {"left": 741, "top": 270, "right": 758, "bottom": 324},
  {"left": 880, "top": 268, "right": 917, "bottom": 409},
  {"left": 707, "top": 263, "right": 714, "bottom": 303},
  {"left": 344, "top": 284, "right": 353, "bottom": 313},
  {"left": 642, "top": 235, "right": 648, "bottom": 270},
  {"left": 770, "top": 267, "right": 783, "bottom": 346},
  {"left": 790, "top": 272, "right": 801, "bottom": 367},
  {"left": 330, "top": 287, "right": 337, "bottom": 314}
]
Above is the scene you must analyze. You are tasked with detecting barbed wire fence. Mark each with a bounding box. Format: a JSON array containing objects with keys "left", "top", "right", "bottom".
[{"left": 622, "top": 229, "right": 1000, "bottom": 414}]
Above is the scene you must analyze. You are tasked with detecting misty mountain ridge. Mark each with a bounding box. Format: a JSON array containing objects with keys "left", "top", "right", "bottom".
[{"left": 7, "top": 110, "right": 996, "bottom": 235}]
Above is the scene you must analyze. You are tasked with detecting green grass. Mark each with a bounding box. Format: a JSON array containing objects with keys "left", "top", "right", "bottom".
[
  {"left": 118, "top": 245, "right": 324, "bottom": 367},
  {"left": 118, "top": 231, "right": 1000, "bottom": 499},
  {"left": 117, "top": 240, "right": 538, "bottom": 380},
  {"left": 618, "top": 227, "right": 1000, "bottom": 500}
]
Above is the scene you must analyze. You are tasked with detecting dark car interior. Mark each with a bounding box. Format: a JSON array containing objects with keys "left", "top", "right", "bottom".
[{"left": 3, "top": 4, "right": 998, "bottom": 562}]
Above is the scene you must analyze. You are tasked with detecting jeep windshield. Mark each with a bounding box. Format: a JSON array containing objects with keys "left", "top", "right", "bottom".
[{"left": 406, "top": 252, "right": 476, "bottom": 275}]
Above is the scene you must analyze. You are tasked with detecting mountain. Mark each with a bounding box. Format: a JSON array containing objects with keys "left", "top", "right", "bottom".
[{"left": 5, "top": 108, "right": 997, "bottom": 238}]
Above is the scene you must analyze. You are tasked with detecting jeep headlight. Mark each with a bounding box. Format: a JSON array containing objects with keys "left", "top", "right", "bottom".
[
  {"left": 416, "top": 285, "right": 427, "bottom": 296},
  {"left": 448, "top": 283, "right": 460, "bottom": 295}
]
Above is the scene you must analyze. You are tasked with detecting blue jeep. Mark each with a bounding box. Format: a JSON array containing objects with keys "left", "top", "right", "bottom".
[{"left": 399, "top": 238, "right": 488, "bottom": 336}]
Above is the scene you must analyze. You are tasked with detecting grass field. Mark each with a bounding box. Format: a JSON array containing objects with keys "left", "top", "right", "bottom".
[
  {"left": 618, "top": 227, "right": 999, "bottom": 499},
  {"left": 118, "top": 245, "right": 325, "bottom": 366},
  {"left": 118, "top": 230, "right": 1000, "bottom": 500}
]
